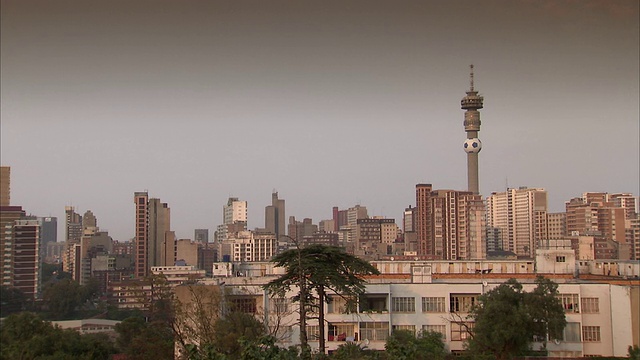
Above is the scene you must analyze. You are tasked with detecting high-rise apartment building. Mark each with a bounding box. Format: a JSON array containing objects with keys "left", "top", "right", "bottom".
[
  {"left": 354, "top": 218, "right": 398, "bottom": 258},
  {"left": 220, "top": 230, "right": 277, "bottom": 262},
  {"left": 402, "top": 206, "right": 418, "bottom": 253},
  {"left": 486, "top": 187, "right": 548, "bottom": 258},
  {"left": 1, "top": 206, "right": 26, "bottom": 289},
  {"left": 265, "top": 192, "right": 285, "bottom": 240},
  {"left": 134, "top": 192, "right": 149, "bottom": 278},
  {"left": 415, "top": 185, "right": 485, "bottom": 260},
  {"left": 0, "top": 166, "right": 10, "bottom": 206},
  {"left": 134, "top": 192, "right": 175, "bottom": 278},
  {"left": 547, "top": 212, "right": 566, "bottom": 240},
  {"left": 416, "top": 184, "right": 433, "bottom": 257},
  {"left": 626, "top": 214, "right": 640, "bottom": 260},
  {"left": 431, "top": 190, "right": 485, "bottom": 260},
  {"left": 288, "top": 217, "right": 318, "bottom": 242},
  {"left": 63, "top": 206, "right": 83, "bottom": 274},
  {"left": 566, "top": 196, "right": 626, "bottom": 243},
  {"left": 10, "top": 219, "right": 41, "bottom": 299},
  {"left": 607, "top": 193, "right": 638, "bottom": 220},
  {"left": 216, "top": 197, "right": 247, "bottom": 242}
]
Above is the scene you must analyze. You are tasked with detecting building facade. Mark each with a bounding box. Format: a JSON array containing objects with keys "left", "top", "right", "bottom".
[{"left": 486, "top": 187, "right": 548, "bottom": 258}]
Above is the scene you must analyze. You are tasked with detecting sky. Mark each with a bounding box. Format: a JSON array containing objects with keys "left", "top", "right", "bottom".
[{"left": 1, "top": 0, "right": 638, "bottom": 242}]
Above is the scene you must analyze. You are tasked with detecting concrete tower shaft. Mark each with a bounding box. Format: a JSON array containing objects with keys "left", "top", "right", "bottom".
[{"left": 461, "top": 65, "right": 484, "bottom": 195}]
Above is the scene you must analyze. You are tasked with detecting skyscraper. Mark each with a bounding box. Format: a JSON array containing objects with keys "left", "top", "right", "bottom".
[
  {"left": 134, "top": 192, "right": 176, "bottom": 278},
  {"left": 0, "top": 166, "right": 10, "bottom": 206},
  {"left": 415, "top": 185, "right": 485, "bottom": 260},
  {"left": 416, "top": 184, "right": 433, "bottom": 256},
  {"left": 64, "top": 206, "right": 82, "bottom": 275},
  {"left": 134, "top": 192, "right": 149, "bottom": 278},
  {"left": 10, "top": 219, "right": 41, "bottom": 299},
  {"left": 265, "top": 191, "right": 285, "bottom": 240},
  {"left": 486, "top": 187, "right": 548, "bottom": 258},
  {"left": 461, "top": 65, "right": 484, "bottom": 195},
  {"left": 216, "top": 197, "right": 247, "bottom": 242}
]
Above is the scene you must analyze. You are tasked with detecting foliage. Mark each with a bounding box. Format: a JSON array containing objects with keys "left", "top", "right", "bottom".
[
  {"left": 465, "top": 277, "right": 566, "bottom": 360},
  {"left": 40, "top": 277, "right": 102, "bottom": 320},
  {"left": 264, "top": 244, "right": 380, "bottom": 356},
  {"left": 331, "top": 342, "right": 378, "bottom": 360},
  {"left": 0, "top": 312, "right": 116, "bottom": 360},
  {"left": 0, "top": 285, "right": 26, "bottom": 317},
  {"left": 384, "top": 329, "right": 446, "bottom": 360},
  {"left": 239, "top": 336, "right": 300, "bottom": 360},
  {"left": 114, "top": 316, "right": 175, "bottom": 360},
  {"left": 211, "top": 311, "right": 267, "bottom": 358},
  {"left": 630, "top": 345, "right": 640, "bottom": 360}
]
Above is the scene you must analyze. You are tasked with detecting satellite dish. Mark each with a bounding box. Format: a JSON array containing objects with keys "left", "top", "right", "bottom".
[
  {"left": 554, "top": 339, "right": 560, "bottom": 345},
  {"left": 363, "top": 339, "right": 370, "bottom": 346},
  {"left": 482, "top": 281, "right": 488, "bottom": 286}
]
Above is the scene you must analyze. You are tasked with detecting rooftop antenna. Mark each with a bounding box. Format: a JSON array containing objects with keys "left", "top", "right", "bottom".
[{"left": 469, "top": 64, "right": 475, "bottom": 92}]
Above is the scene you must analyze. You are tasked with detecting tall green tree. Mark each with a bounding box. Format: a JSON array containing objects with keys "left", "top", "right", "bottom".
[
  {"left": 465, "top": 277, "right": 566, "bottom": 360},
  {"left": 264, "top": 244, "right": 380, "bottom": 357}
]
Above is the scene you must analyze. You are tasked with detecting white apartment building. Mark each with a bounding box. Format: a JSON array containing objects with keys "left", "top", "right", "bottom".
[
  {"left": 219, "top": 230, "right": 277, "bottom": 263},
  {"left": 193, "top": 252, "right": 639, "bottom": 358},
  {"left": 486, "top": 187, "right": 548, "bottom": 257}
]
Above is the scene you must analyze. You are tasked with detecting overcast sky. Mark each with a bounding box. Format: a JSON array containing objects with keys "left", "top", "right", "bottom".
[{"left": 1, "top": 0, "right": 638, "bottom": 242}]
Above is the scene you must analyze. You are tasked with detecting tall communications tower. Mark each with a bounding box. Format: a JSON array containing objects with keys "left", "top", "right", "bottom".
[{"left": 461, "top": 64, "right": 484, "bottom": 195}]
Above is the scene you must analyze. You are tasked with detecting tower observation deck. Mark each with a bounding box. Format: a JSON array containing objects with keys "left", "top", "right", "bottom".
[{"left": 461, "top": 65, "right": 484, "bottom": 194}]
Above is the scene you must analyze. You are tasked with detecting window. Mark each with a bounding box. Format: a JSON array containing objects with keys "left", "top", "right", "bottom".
[
  {"left": 230, "top": 297, "right": 257, "bottom": 314},
  {"left": 554, "top": 322, "right": 582, "bottom": 342},
  {"left": 581, "top": 297, "right": 599, "bottom": 313},
  {"left": 360, "top": 295, "right": 387, "bottom": 312},
  {"left": 422, "top": 324, "right": 446, "bottom": 340},
  {"left": 328, "top": 323, "right": 356, "bottom": 341},
  {"left": 328, "top": 296, "right": 354, "bottom": 314},
  {"left": 306, "top": 325, "right": 320, "bottom": 341},
  {"left": 422, "top": 297, "right": 446, "bottom": 313},
  {"left": 558, "top": 294, "right": 580, "bottom": 313},
  {"left": 450, "top": 294, "right": 478, "bottom": 313},
  {"left": 451, "top": 322, "right": 473, "bottom": 341},
  {"left": 556, "top": 256, "right": 566, "bottom": 262},
  {"left": 359, "top": 322, "right": 389, "bottom": 342},
  {"left": 582, "top": 326, "right": 601, "bottom": 342},
  {"left": 392, "top": 297, "right": 415, "bottom": 312},
  {"left": 271, "top": 297, "right": 289, "bottom": 314},
  {"left": 392, "top": 325, "right": 416, "bottom": 335}
]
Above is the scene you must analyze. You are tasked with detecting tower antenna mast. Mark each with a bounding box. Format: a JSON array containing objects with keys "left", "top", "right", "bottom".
[{"left": 470, "top": 64, "right": 474, "bottom": 92}]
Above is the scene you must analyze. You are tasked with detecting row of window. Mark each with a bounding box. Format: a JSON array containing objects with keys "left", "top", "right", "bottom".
[
  {"left": 278, "top": 295, "right": 600, "bottom": 315},
  {"left": 310, "top": 322, "right": 602, "bottom": 343}
]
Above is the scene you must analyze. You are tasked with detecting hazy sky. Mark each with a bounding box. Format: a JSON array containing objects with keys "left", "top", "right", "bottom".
[{"left": 1, "top": 0, "right": 638, "bottom": 242}]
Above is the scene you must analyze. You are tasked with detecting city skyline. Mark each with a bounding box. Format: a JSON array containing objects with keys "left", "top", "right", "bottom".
[{"left": 1, "top": 0, "right": 638, "bottom": 242}]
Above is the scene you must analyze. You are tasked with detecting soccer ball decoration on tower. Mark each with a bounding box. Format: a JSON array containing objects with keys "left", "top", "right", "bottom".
[{"left": 463, "top": 138, "right": 482, "bottom": 153}]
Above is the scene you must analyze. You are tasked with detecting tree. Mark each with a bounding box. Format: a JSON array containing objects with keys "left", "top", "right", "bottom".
[
  {"left": 0, "top": 312, "right": 116, "bottom": 359},
  {"left": 42, "top": 278, "right": 83, "bottom": 319},
  {"left": 264, "top": 243, "right": 380, "bottom": 357},
  {"left": 385, "top": 329, "right": 446, "bottom": 360},
  {"left": 114, "top": 315, "right": 175, "bottom": 360},
  {"left": 211, "top": 311, "right": 267, "bottom": 359},
  {"left": 0, "top": 285, "right": 26, "bottom": 316},
  {"left": 465, "top": 277, "right": 566, "bottom": 360}
]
